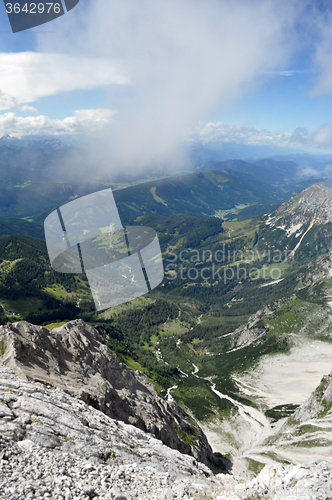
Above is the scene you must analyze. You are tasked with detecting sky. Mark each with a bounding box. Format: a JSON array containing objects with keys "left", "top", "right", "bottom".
[{"left": 2, "top": 1, "right": 332, "bottom": 172}]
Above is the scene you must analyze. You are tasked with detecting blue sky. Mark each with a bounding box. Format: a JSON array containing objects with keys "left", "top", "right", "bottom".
[{"left": 2, "top": 0, "right": 332, "bottom": 166}]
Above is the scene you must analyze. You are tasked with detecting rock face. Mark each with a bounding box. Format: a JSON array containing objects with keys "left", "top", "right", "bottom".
[
  {"left": 0, "top": 364, "right": 212, "bottom": 475},
  {"left": 0, "top": 319, "right": 222, "bottom": 471}
]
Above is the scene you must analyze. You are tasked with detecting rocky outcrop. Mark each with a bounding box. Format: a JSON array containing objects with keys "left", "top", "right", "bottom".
[
  {"left": 0, "top": 319, "right": 224, "bottom": 471},
  {"left": 0, "top": 364, "right": 225, "bottom": 499},
  {"left": 291, "top": 369, "right": 332, "bottom": 423},
  {"left": 0, "top": 365, "right": 212, "bottom": 475},
  {"left": 228, "top": 309, "right": 268, "bottom": 351}
]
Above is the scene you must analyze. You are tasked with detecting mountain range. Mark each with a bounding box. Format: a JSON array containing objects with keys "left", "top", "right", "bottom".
[
  {"left": 1, "top": 135, "right": 332, "bottom": 495},
  {"left": 0, "top": 134, "right": 329, "bottom": 226}
]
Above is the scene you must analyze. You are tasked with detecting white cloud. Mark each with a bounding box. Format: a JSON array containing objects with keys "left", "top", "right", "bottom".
[
  {"left": 5, "top": 1, "right": 331, "bottom": 170},
  {"left": 194, "top": 121, "right": 291, "bottom": 146},
  {"left": 17, "top": 105, "right": 40, "bottom": 116},
  {"left": 288, "top": 124, "right": 332, "bottom": 148},
  {"left": 262, "top": 70, "right": 306, "bottom": 76},
  {"left": 31, "top": 0, "right": 303, "bottom": 172},
  {"left": 307, "top": 8, "right": 332, "bottom": 98},
  {"left": 0, "top": 52, "right": 130, "bottom": 110},
  {"left": 193, "top": 121, "right": 332, "bottom": 151},
  {"left": 311, "top": 124, "right": 332, "bottom": 146},
  {"left": 0, "top": 109, "right": 116, "bottom": 137}
]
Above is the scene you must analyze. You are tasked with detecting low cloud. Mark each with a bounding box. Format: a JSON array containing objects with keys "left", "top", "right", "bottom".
[
  {"left": 311, "top": 124, "right": 332, "bottom": 147},
  {"left": 4, "top": 1, "right": 332, "bottom": 172},
  {"left": 289, "top": 124, "right": 332, "bottom": 148},
  {"left": 32, "top": 0, "right": 301, "bottom": 174},
  {"left": 0, "top": 109, "right": 115, "bottom": 137},
  {"left": 194, "top": 121, "right": 291, "bottom": 146},
  {"left": 194, "top": 121, "right": 332, "bottom": 151}
]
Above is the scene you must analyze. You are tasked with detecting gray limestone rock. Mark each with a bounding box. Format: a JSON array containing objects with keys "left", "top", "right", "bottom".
[
  {"left": 0, "top": 364, "right": 213, "bottom": 478},
  {"left": 0, "top": 319, "right": 222, "bottom": 471}
]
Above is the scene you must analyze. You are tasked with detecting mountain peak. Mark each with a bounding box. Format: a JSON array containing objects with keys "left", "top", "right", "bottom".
[{"left": 265, "top": 182, "right": 332, "bottom": 230}]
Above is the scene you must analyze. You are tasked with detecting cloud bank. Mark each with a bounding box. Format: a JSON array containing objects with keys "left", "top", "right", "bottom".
[
  {"left": 4, "top": 1, "right": 332, "bottom": 171},
  {"left": 30, "top": 0, "right": 302, "bottom": 174},
  {"left": 0, "top": 109, "right": 115, "bottom": 137},
  {"left": 194, "top": 121, "right": 332, "bottom": 151}
]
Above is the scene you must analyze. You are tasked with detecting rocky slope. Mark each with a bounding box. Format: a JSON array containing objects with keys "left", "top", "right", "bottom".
[
  {"left": 0, "top": 319, "right": 223, "bottom": 471},
  {"left": 0, "top": 364, "right": 220, "bottom": 499},
  {"left": 265, "top": 182, "right": 332, "bottom": 229},
  {"left": 1, "top": 363, "right": 332, "bottom": 499},
  {"left": 293, "top": 369, "right": 332, "bottom": 423}
]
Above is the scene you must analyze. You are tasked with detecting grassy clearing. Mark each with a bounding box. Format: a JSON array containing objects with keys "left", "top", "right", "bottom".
[
  {"left": 0, "top": 338, "right": 5, "bottom": 356},
  {"left": 2, "top": 296, "right": 44, "bottom": 315},
  {"left": 150, "top": 334, "right": 159, "bottom": 346},
  {"left": 14, "top": 181, "right": 32, "bottom": 189},
  {"left": 150, "top": 186, "right": 168, "bottom": 206},
  {"left": 214, "top": 204, "right": 251, "bottom": 221},
  {"left": 159, "top": 319, "right": 189, "bottom": 336},
  {"left": 200, "top": 314, "right": 248, "bottom": 328},
  {"left": 0, "top": 258, "right": 23, "bottom": 273},
  {"left": 173, "top": 378, "right": 236, "bottom": 421},
  {"left": 122, "top": 356, "right": 145, "bottom": 372},
  {"left": 293, "top": 439, "right": 332, "bottom": 448},
  {"left": 97, "top": 296, "right": 155, "bottom": 320},
  {"left": 45, "top": 285, "right": 72, "bottom": 299},
  {"left": 268, "top": 296, "right": 320, "bottom": 335},
  {"left": 250, "top": 260, "right": 290, "bottom": 280},
  {"left": 44, "top": 321, "right": 67, "bottom": 330},
  {"left": 295, "top": 424, "right": 332, "bottom": 435},
  {"left": 222, "top": 218, "right": 253, "bottom": 233},
  {"left": 245, "top": 457, "right": 265, "bottom": 475}
]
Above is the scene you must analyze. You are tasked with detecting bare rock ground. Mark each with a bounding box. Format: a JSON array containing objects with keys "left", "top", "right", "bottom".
[
  {"left": 0, "top": 319, "right": 332, "bottom": 499},
  {"left": 0, "top": 319, "right": 220, "bottom": 470}
]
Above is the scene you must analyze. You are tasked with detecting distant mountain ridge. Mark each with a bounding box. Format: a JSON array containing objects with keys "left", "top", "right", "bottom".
[
  {"left": 0, "top": 216, "right": 43, "bottom": 239},
  {"left": 0, "top": 135, "right": 68, "bottom": 151},
  {"left": 198, "top": 157, "right": 324, "bottom": 190},
  {"left": 114, "top": 169, "right": 281, "bottom": 219},
  {"left": 0, "top": 134, "right": 329, "bottom": 226}
]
